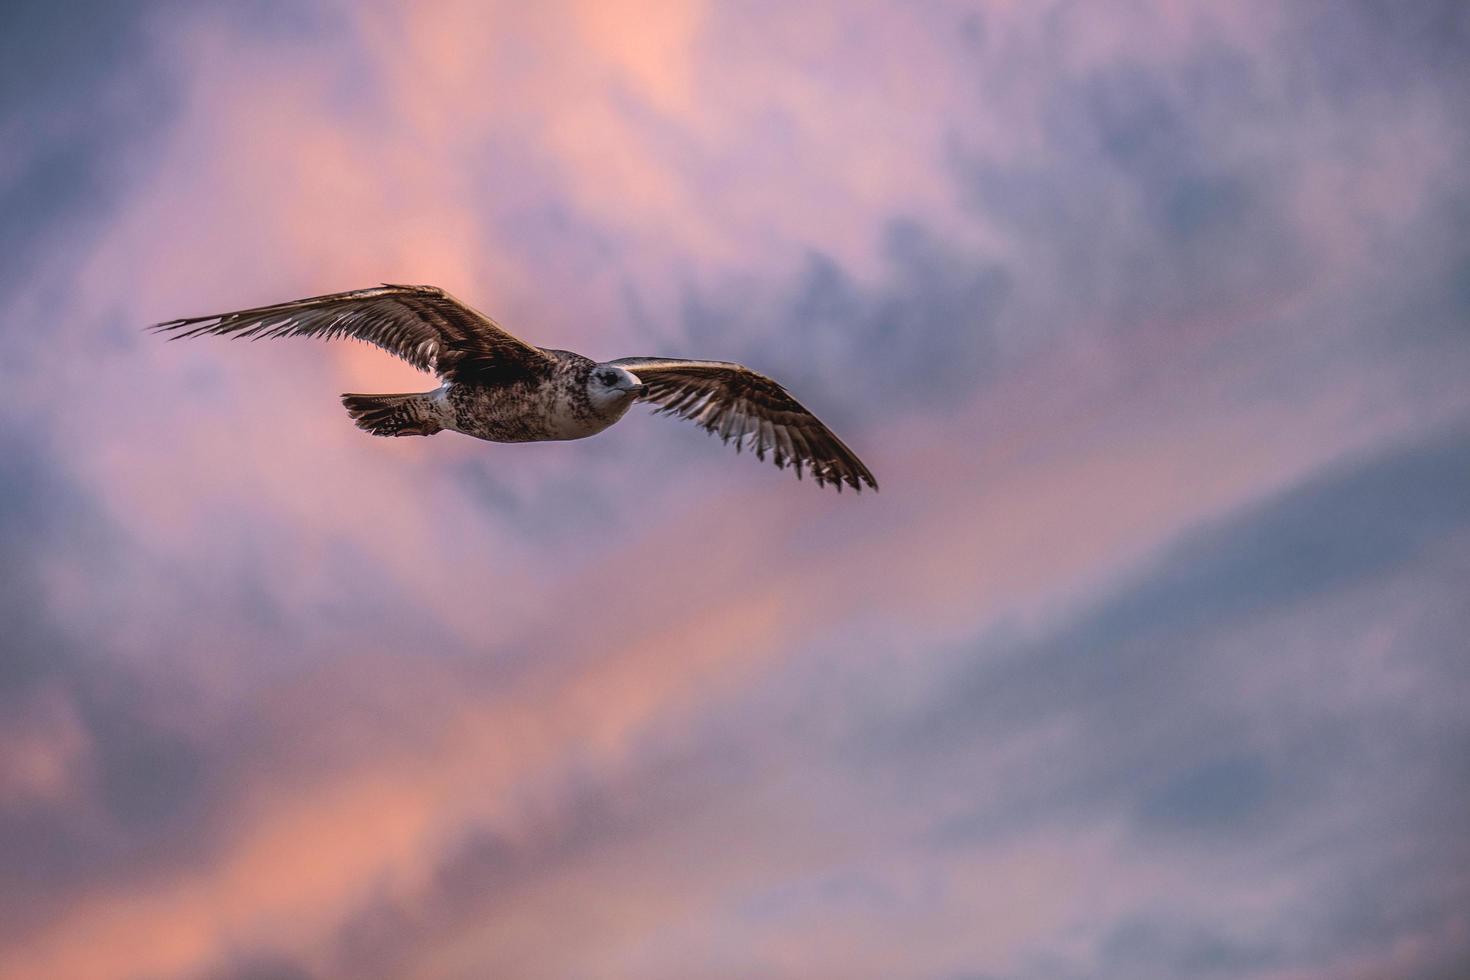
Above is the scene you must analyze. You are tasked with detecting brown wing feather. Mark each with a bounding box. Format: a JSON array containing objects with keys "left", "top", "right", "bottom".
[
  {"left": 150, "top": 284, "right": 553, "bottom": 384},
  {"left": 611, "top": 357, "right": 878, "bottom": 492}
]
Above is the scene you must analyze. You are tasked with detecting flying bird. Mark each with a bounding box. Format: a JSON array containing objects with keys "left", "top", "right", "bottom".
[{"left": 152, "top": 284, "right": 877, "bottom": 491}]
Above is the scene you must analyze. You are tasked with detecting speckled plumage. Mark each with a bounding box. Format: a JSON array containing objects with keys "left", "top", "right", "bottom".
[
  {"left": 153, "top": 284, "right": 877, "bottom": 491},
  {"left": 441, "top": 350, "right": 631, "bottom": 442}
]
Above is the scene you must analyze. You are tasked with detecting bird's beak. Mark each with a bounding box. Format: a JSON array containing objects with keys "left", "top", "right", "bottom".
[{"left": 625, "top": 382, "right": 648, "bottom": 397}]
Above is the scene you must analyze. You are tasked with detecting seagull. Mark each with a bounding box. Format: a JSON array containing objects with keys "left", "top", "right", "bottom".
[{"left": 152, "top": 284, "right": 877, "bottom": 491}]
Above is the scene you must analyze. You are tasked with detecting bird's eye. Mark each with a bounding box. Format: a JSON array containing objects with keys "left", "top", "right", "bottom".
[{"left": 599, "top": 371, "right": 619, "bottom": 385}]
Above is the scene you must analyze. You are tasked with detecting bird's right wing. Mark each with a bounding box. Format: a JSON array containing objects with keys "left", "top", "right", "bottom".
[
  {"left": 611, "top": 357, "right": 878, "bottom": 491},
  {"left": 151, "top": 284, "right": 554, "bottom": 384}
]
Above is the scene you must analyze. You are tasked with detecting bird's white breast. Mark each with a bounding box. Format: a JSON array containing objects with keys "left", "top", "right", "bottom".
[{"left": 541, "top": 387, "right": 630, "bottom": 441}]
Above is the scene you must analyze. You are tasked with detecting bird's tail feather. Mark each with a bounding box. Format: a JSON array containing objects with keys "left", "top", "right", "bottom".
[{"left": 341, "top": 392, "right": 443, "bottom": 437}]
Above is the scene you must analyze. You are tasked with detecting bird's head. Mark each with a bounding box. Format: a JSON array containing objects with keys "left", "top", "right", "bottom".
[{"left": 587, "top": 364, "right": 647, "bottom": 413}]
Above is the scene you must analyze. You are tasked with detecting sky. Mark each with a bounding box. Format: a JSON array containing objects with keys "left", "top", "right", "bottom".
[{"left": 1, "top": 1, "right": 1468, "bottom": 978}]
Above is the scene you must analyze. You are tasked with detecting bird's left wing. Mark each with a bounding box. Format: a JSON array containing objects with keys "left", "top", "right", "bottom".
[
  {"left": 151, "top": 283, "right": 554, "bottom": 384},
  {"left": 610, "top": 357, "right": 877, "bottom": 492}
]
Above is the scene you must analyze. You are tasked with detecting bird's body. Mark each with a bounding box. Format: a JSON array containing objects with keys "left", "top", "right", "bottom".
[
  {"left": 153, "top": 284, "right": 876, "bottom": 491},
  {"left": 450, "top": 351, "right": 619, "bottom": 442},
  {"left": 355, "top": 350, "right": 635, "bottom": 443}
]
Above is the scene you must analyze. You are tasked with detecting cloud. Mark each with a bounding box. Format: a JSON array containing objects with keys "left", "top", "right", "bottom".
[
  {"left": 0, "top": 424, "right": 222, "bottom": 948},
  {"left": 1, "top": 1, "right": 1468, "bottom": 979},
  {"left": 862, "top": 424, "right": 1470, "bottom": 978},
  {"left": 194, "top": 952, "right": 318, "bottom": 980}
]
